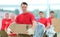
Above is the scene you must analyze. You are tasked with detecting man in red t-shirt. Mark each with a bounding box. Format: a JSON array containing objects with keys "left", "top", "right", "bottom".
[
  {"left": 15, "top": 2, "right": 36, "bottom": 28},
  {"left": 15, "top": 2, "right": 37, "bottom": 35},
  {"left": 46, "top": 11, "right": 55, "bottom": 30},
  {"left": 48, "top": 11, "right": 55, "bottom": 25},
  {"left": 1, "top": 14, "right": 10, "bottom": 37},
  {"left": 46, "top": 11, "right": 56, "bottom": 37},
  {"left": 1, "top": 13, "right": 11, "bottom": 31},
  {"left": 38, "top": 11, "right": 47, "bottom": 27},
  {"left": 37, "top": 11, "right": 50, "bottom": 31}
]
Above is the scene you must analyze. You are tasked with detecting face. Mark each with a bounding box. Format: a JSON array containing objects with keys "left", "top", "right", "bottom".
[
  {"left": 39, "top": 13, "right": 44, "bottom": 18},
  {"left": 21, "top": 4, "right": 27, "bottom": 12},
  {"left": 10, "top": 14, "right": 15, "bottom": 20},
  {"left": 50, "top": 13, "right": 54, "bottom": 18},
  {"left": 5, "top": 13, "right": 9, "bottom": 19}
]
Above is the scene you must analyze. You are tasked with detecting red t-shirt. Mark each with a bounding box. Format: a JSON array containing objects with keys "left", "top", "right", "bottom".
[
  {"left": 38, "top": 18, "right": 48, "bottom": 27},
  {"left": 1, "top": 18, "right": 11, "bottom": 30},
  {"left": 15, "top": 12, "right": 35, "bottom": 25},
  {"left": 47, "top": 17, "right": 54, "bottom": 25}
]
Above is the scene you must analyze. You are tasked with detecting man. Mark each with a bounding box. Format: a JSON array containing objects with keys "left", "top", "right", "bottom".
[
  {"left": 38, "top": 11, "right": 47, "bottom": 27},
  {"left": 15, "top": 2, "right": 36, "bottom": 37},
  {"left": 46, "top": 11, "right": 56, "bottom": 37},
  {"left": 33, "top": 11, "right": 45, "bottom": 37},
  {"left": 37, "top": 11, "right": 51, "bottom": 30},
  {"left": 1, "top": 13, "right": 11, "bottom": 31},
  {"left": 15, "top": 2, "right": 35, "bottom": 26},
  {"left": 48, "top": 11, "right": 55, "bottom": 25},
  {"left": 37, "top": 11, "right": 48, "bottom": 37},
  {"left": 0, "top": 13, "right": 11, "bottom": 37}
]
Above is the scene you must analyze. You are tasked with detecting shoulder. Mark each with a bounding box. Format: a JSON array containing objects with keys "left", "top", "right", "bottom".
[
  {"left": 28, "top": 12, "right": 35, "bottom": 17},
  {"left": 2, "top": 18, "right": 6, "bottom": 22},
  {"left": 16, "top": 14, "right": 22, "bottom": 17}
]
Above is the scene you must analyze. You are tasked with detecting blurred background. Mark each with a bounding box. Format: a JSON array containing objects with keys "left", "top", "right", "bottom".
[{"left": 0, "top": 0, "right": 60, "bottom": 29}]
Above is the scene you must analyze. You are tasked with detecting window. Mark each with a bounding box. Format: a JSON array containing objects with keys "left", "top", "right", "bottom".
[{"left": 0, "top": 0, "right": 60, "bottom": 17}]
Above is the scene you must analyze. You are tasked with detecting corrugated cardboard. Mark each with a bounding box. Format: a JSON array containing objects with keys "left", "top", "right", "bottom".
[
  {"left": 52, "top": 18, "right": 60, "bottom": 32},
  {"left": 9, "top": 22, "right": 32, "bottom": 34}
]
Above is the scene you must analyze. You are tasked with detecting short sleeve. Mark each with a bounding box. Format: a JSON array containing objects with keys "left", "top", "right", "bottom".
[{"left": 30, "top": 13, "right": 35, "bottom": 21}]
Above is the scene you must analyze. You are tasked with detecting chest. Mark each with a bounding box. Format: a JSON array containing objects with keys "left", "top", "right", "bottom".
[
  {"left": 4, "top": 20, "right": 11, "bottom": 24},
  {"left": 39, "top": 19, "right": 46, "bottom": 24},
  {"left": 20, "top": 14, "right": 31, "bottom": 20}
]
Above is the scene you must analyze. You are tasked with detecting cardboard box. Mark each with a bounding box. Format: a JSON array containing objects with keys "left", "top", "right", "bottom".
[
  {"left": 52, "top": 18, "right": 60, "bottom": 32},
  {"left": 9, "top": 22, "right": 32, "bottom": 34}
]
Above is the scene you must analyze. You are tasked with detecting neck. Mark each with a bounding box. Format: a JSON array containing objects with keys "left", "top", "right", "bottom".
[
  {"left": 23, "top": 10, "right": 27, "bottom": 12},
  {"left": 40, "top": 16, "right": 44, "bottom": 18},
  {"left": 23, "top": 11, "right": 28, "bottom": 13}
]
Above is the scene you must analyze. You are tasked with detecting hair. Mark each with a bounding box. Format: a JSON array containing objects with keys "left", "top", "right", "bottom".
[
  {"left": 9, "top": 13, "right": 16, "bottom": 19},
  {"left": 50, "top": 11, "right": 54, "bottom": 14},
  {"left": 10, "top": 13, "right": 16, "bottom": 17},
  {"left": 4, "top": 12, "right": 9, "bottom": 16},
  {"left": 5, "top": 12, "right": 9, "bottom": 15},
  {"left": 3, "top": 12, "right": 9, "bottom": 18},
  {"left": 21, "top": 2, "right": 28, "bottom": 6},
  {"left": 39, "top": 11, "right": 43, "bottom": 14}
]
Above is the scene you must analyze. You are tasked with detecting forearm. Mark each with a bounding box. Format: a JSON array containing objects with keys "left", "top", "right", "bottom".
[
  {"left": 32, "top": 20, "right": 37, "bottom": 29},
  {"left": 46, "top": 23, "right": 50, "bottom": 30}
]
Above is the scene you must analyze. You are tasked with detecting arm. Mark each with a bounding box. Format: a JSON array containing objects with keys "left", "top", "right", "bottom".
[
  {"left": 1, "top": 19, "right": 5, "bottom": 30},
  {"left": 30, "top": 14, "right": 37, "bottom": 29},
  {"left": 46, "top": 19, "right": 51, "bottom": 30},
  {"left": 46, "top": 23, "right": 50, "bottom": 30},
  {"left": 32, "top": 20, "right": 37, "bottom": 29}
]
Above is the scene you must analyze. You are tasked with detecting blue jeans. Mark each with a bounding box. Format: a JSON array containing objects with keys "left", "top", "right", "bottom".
[{"left": 33, "top": 23, "right": 45, "bottom": 37}]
